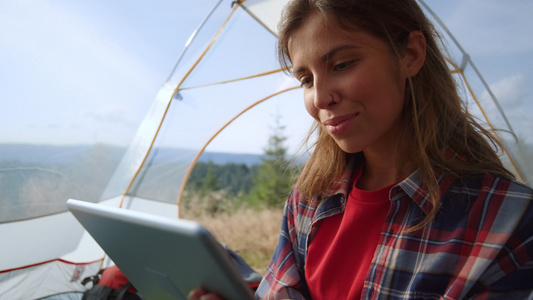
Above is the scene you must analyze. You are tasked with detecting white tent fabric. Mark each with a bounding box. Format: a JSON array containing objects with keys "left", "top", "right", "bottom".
[
  {"left": 0, "top": 196, "right": 180, "bottom": 299},
  {"left": 0, "top": 0, "right": 531, "bottom": 299}
]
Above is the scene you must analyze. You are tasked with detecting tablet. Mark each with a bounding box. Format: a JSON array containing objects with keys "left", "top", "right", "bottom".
[{"left": 66, "top": 199, "right": 255, "bottom": 300}]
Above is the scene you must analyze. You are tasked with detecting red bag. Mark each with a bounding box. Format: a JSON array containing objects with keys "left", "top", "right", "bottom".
[{"left": 82, "top": 266, "right": 141, "bottom": 300}]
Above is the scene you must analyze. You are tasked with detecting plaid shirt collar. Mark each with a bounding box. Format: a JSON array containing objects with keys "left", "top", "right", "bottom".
[{"left": 318, "top": 158, "right": 457, "bottom": 217}]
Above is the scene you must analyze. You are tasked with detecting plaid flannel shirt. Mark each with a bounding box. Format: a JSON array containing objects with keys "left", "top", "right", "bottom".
[{"left": 256, "top": 166, "right": 533, "bottom": 299}]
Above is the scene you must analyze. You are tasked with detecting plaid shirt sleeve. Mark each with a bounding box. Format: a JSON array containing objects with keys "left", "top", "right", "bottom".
[
  {"left": 255, "top": 189, "right": 312, "bottom": 300},
  {"left": 470, "top": 178, "right": 533, "bottom": 299}
]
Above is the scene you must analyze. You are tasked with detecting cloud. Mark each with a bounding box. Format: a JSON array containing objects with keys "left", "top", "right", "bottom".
[
  {"left": 84, "top": 105, "right": 137, "bottom": 128},
  {"left": 0, "top": 1, "right": 159, "bottom": 103},
  {"left": 0, "top": 1, "right": 163, "bottom": 146},
  {"left": 479, "top": 74, "right": 533, "bottom": 143},
  {"left": 445, "top": 0, "right": 533, "bottom": 57},
  {"left": 489, "top": 75, "right": 529, "bottom": 106}
]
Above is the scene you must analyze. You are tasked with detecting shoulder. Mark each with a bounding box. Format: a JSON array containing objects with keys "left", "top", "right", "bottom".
[
  {"left": 284, "top": 185, "right": 320, "bottom": 226},
  {"left": 290, "top": 157, "right": 358, "bottom": 205},
  {"left": 439, "top": 173, "right": 533, "bottom": 234},
  {"left": 446, "top": 173, "right": 533, "bottom": 202},
  {"left": 287, "top": 167, "right": 353, "bottom": 214}
]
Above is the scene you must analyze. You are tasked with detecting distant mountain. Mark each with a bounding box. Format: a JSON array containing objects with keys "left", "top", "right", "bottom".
[
  {"left": 0, "top": 143, "right": 263, "bottom": 166},
  {"left": 198, "top": 151, "right": 262, "bottom": 166},
  {"left": 3, "top": 143, "right": 530, "bottom": 170},
  {"left": 0, "top": 144, "right": 111, "bottom": 164}
]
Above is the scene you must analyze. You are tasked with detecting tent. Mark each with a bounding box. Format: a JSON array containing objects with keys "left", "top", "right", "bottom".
[{"left": 1, "top": 0, "right": 531, "bottom": 298}]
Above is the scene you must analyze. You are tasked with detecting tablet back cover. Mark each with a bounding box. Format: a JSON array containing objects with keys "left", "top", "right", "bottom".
[{"left": 67, "top": 199, "right": 254, "bottom": 300}]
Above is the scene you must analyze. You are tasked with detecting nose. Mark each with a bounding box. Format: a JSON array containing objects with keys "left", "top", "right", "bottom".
[{"left": 312, "top": 79, "right": 336, "bottom": 109}]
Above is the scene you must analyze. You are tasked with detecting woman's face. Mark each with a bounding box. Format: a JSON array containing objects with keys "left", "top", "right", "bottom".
[{"left": 288, "top": 13, "right": 408, "bottom": 155}]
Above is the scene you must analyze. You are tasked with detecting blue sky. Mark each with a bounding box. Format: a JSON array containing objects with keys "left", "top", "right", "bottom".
[{"left": 1, "top": 0, "right": 531, "bottom": 155}]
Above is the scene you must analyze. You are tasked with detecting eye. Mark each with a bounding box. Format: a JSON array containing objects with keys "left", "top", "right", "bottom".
[
  {"left": 334, "top": 60, "right": 354, "bottom": 71},
  {"left": 299, "top": 76, "right": 313, "bottom": 88}
]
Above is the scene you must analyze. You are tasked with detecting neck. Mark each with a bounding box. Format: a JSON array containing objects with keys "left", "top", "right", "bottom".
[{"left": 357, "top": 148, "right": 412, "bottom": 191}]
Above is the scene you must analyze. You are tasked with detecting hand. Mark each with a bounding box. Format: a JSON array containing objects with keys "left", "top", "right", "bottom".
[{"left": 188, "top": 288, "right": 225, "bottom": 300}]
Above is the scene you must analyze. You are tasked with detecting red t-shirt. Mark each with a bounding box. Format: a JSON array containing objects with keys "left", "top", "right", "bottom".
[{"left": 305, "top": 171, "right": 393, "bottom": 299}]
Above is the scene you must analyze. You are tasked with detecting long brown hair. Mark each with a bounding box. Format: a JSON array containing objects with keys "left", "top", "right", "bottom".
[{"left": 278, "top": 0, "right": 513, "bottom": 229}]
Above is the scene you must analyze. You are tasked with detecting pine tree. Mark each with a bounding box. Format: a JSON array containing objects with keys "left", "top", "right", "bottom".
[
  {"left": 249, "top": 114, "right": 295, "bottom": 208},
  {"left": 201, "top": 161, "right": 218, "bottom": 195}
]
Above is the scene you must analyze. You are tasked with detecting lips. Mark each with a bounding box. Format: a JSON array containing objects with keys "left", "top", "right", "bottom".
[{"left": 323, "top": 113, "right": 359, "bottom": 135}]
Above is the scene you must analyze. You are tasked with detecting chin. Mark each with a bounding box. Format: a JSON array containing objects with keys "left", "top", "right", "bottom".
[{"left": 336, "top": 141, "right": 364, "bottom": 154}]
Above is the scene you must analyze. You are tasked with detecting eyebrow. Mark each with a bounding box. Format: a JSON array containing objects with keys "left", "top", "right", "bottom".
[
  {"left": 322, "top": 45, "right": 360, "bottom": 61},
  {"left": 292, "top": 44, "right": 360, "bottom": 74}
]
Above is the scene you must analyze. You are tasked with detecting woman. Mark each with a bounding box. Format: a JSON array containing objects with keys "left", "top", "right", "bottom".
[{"left": 191, "top": 0, "right": 533, "bottom": 299}]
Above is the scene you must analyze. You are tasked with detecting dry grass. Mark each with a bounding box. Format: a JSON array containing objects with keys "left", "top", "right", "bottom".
[{"left": 181, "top": 191, "right": 283, "bottom": 273}]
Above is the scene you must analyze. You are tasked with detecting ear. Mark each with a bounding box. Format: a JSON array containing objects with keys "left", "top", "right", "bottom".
[{"left": 402, "top": 30, "right": 426, "bottom": 77}]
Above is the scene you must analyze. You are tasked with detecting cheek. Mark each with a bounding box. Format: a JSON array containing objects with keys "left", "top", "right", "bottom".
[{"left": 303, "top": 93, "right": 318, "bottom": 119}]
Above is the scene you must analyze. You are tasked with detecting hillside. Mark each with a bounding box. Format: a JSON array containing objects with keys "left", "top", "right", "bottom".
[{"left": 0, "top": 143, "right": 263, "bottom": 166}]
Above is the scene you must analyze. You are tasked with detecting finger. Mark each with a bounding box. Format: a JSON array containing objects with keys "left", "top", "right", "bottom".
[
  {"left": 200, "top": 294, "right": 225, "bottom": 300},
  {"left": 188, "top": 288, "right": 208, "bottom": 300}
]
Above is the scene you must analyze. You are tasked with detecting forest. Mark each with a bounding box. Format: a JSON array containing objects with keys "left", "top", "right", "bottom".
[
  {"left": 179, "top": 121, "right": 300, "bottom": 271},
  {"left": 183, "top": 119, "right": 300, "bottom": 214}
]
